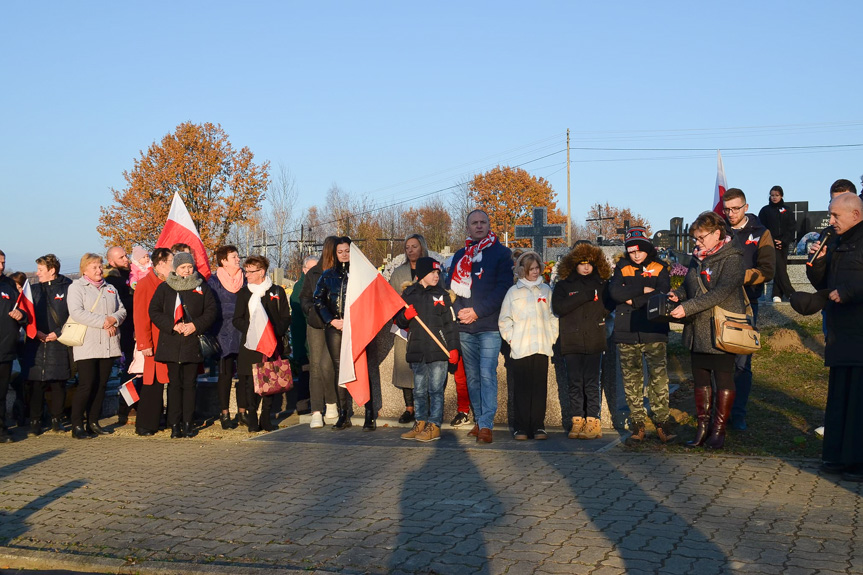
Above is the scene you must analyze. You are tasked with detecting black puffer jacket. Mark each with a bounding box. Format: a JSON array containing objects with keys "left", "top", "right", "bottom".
[
  {"left": 0, "top": 275, "right": 28, "bottom": 363},
  {"left": 806, "top": 220, "right": 863, "bottom": 367},
  {"left": 21, "top": 275, "right": 73, "bottom": 381},
  {"left": 299, "top": 261, "right": 327, "bottom": 329},
  {"left": 313, "top": 262, "right": 348, "bottom": 326},
  {"left": 149, "top": 275, "right": 217, "bottom": 364},
  {"left": 608, "top": 248, "right": 671, "bottom": 344},
  {"left": 758, "top": 200, "right": 796, "bottom": 251},
  {"left": 552, "top": 243, "right": 612, "bottom": 355},
  {"left": 394, "top": 282, "right": 459, "bottom": 363}
]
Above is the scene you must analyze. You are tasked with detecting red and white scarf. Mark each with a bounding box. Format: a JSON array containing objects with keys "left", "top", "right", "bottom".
[
  {"left": 693, "top": 235, "right": 731, "bottom": 261},
  {"left": 450, "top": 231, "right": 498, "bottom": 298}
]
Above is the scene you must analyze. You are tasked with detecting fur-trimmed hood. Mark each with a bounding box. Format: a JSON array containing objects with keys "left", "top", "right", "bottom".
[{"left": 558, "top": 243, "right": 612, "bottom": 281}]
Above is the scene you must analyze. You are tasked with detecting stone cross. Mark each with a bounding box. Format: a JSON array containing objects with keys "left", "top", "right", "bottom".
[{"left": 514, "top": 207, "right": 564, "bottom": 261}]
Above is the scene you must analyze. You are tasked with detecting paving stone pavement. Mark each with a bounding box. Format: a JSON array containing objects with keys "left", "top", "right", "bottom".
[{"left": 0, "top": 425, "right": 861, "bottom": 575}]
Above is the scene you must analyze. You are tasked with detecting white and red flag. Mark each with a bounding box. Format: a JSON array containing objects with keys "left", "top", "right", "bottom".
[
  {"left": 16, "top": 279, "right": 37, "bottom": 339},
  {"left": 244, "top": 289, "right": 278, "bottom": 358},
  {"left": 119, "top": 378, "right": 140, "bottom": 406},
  {"left": 712, "top": 150, "right": 727, "bottom": 215},
  {"left": 339, "top": 243, "right": 406, "bottom": 406},
  {"left": 173, "top": 294, "right": 184, "bottom": 324},
  {"left": 155, "top": 192, "right": 211, "bottom": 279}
]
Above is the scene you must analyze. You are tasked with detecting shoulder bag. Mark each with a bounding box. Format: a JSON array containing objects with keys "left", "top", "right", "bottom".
[
  {"left": 177, "top": 291, "right": 222, "bottom": 360},
  {"left": 58, "top": 294, "right": 101, "bottom": 347},
  {"left": 697, "top": 275, "right": 761, "bottom": 355}
]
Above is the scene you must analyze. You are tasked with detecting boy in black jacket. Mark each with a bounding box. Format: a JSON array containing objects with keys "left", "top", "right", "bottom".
[
  {"left": 608, "top": 227, "right": 675, "bottom": 443},
  {"left": 395, "top": 258, "right": 460, "bottom": 442}
]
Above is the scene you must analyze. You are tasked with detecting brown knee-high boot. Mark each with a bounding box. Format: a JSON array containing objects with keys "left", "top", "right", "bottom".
[
  {"left": 686, "top": 386, "right": 712, "bottom": 448},
  {"left": 705, "top": 389, "right": 735, "bottom": 450}
]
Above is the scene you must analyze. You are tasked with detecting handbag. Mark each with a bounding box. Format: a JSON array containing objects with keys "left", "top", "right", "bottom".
[
  {"left": 252, "top": 357, "right": 294, "bottom": 396},
  {"left": 697, "top": 275, "right": 761, "bottom": 355},
  {"left": 58, "top": 295, "right": 101, "bottom": 347},
  {"left": 177, "top": 291, "right": 222, "bottom": 360}
]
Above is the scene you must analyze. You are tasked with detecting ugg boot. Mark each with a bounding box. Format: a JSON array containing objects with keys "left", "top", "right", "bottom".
[
  {"left": 705, "top": 389, "right": 735, "bottom": 450},
  {"left": 581, "top": 417, "right": 602, "bottom": 439},
  {"left": 568, "top": 416, "right": 585, "bottom": 439},
  {"left": 401, "top": 421, "right": 426, "bottom": 440},
  {"left": 686, "top": 386, "right": 712, "bottom": 448}
]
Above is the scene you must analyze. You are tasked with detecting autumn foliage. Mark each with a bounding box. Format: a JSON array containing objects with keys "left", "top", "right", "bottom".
[
  {"left": 99, "top": 122, "right": 270, "bottom": 254},
  {"left": 468, "top": 166, "right": 566, "bottom": 250},
  {"left": 583, "top": 203, "right": 652, "bottom": 241}
]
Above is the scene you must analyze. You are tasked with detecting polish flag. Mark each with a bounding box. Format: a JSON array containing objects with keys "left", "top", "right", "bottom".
[
  {"left": 17, "top": 280, "right": 38, "bottom": 339},
  {"left": 119, "top": 378, "right": 140, "bottom": 407},
  {"left": 173, "top": 294, "right": 184, "bottom": 324},
  {"left": 339, "top": 243, "right": 406, "bottom": 406},
  {"left": 155, "top": 192, "right": 211, "bottom": 279},
  {"left": 712, "top": 150, "right": 727, "bottom": 215},
  {"left": 245, "top": 303, "right": 278, "bottom": 358}
]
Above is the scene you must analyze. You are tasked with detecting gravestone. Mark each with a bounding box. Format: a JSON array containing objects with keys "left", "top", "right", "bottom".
[{"left": 514, "top": 207, "right": 564, "bottom": 261}]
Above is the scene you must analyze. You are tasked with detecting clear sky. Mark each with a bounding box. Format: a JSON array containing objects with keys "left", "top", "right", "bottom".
[{"left": 2, "top": 1, "right": 861, "bottom": 272}]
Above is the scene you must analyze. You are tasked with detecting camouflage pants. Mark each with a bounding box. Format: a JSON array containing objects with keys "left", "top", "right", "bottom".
[{"left": 618, "top": 342, "right": 670, "bottom": 424}]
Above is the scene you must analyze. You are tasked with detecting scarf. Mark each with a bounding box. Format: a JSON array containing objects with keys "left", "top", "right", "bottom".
[
  {"left": 166, "top": 272, "right": 202, "bottom": 292},
  {"left": 693, "top": 235, "right": 731, "bottom": 261},
  {"left": 244, "top": 276, "right": 277, "bottom": 357},
  {"left": 217, "top": 266, "right": 244, "bottom": 294},
  {"left": 450, "top": 231, "right": 498, "bottom": 298},
  {"left": 84, "top": 276, "right": 105, "bottom": 289},
  {"left": 517, "top": 276, "right": 543, "bottom": 288}
]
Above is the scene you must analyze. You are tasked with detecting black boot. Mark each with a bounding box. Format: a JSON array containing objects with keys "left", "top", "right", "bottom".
[
  {"left": 72, "top": 426, "right": 92, "bottom": 440},
  {"left": 0, "top": 426, "right": 12, "bottom": 443},
  {"left": 183, "top": 422, "right": 197, "bottom": 438},
  {"left": 363, "top": 404, "right": 376, "bottom": 432},
  {"left": 259, "top": 401, "right": 275, "bottom": 432},
  {"left": 236, "top": 411, "right": 247, "bottom": 427},
  {"left": 29, "top": 419, "right": 42, "bottom": 437},
  {"left": 51, "top": 417, "right": 64, "bottom": 433},
  {"left": 705, "top": 389, "right": 735, "bottom": 450},
  {"left": 220, "top": 412, "right": 232, "bottom": 430},
  {"left": 333, "top": 410, "right": 352, "bottom": 430},
  {"left": 246, "top": 410, "right": 260, "bottom": 432},
  {"left": 686, "top": 386, "right": 712, "bottom": 448},
  {"left": 170, "top": 424, "right": 184, "bottom": 439},
  {"left": 88, "top": 421, "right": 111, "bottom": 435}
]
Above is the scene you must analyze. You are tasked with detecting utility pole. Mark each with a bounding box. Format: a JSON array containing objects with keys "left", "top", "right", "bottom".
[{"left": 566, "top": 128, "right": 571, "bottom": 246}]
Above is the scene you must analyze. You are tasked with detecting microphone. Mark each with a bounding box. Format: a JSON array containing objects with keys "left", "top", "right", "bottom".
[{"left": 807, "top": 226, "right": 834, "bottom": 267}]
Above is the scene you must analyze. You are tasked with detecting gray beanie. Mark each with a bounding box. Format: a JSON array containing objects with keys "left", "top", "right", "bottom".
[{"left": 173, "top": 252, "right": 195, "bottom": 270}]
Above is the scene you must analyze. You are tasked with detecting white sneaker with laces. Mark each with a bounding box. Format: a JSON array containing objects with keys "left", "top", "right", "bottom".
[
  {"left": 773, "top": 296, "right": 781, "bottom": 303},
  {"left": 310, "top": 412, "right": 324, "bottom": 428},
  {"left": 324, "top": 403, "right": 338, "bottom": 424}
]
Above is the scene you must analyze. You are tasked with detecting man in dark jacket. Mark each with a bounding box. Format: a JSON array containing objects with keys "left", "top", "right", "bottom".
[
  {"left": 806, "top": 192, "right": 863, "bottom": 482},
  {"left": 723, "top": 188, "right": 775, "bottom": 430},
  {"left": 290, "top": 255, "right": 318, "bottom": 415},
  {"left": 0, "top": 250, "right": 28, "bottom": 443},
  {"left": 757, "top": 185, "right": 796, "bottom": 303},
  {"left": 104, "top": 246, "right": 137, "bottom": 424},
  {"left": 446, "top": 209, "right": 513, "bottom": 444}
]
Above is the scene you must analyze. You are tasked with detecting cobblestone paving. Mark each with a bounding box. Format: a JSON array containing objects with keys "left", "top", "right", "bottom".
[{"left": 0, "top": 427, "right": 861, "bottom": 574}]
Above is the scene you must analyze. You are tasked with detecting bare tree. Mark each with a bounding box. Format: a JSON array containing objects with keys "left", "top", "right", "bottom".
[
  {"left": 448, "top": 177, "right": 475, "bottom": 247},
  {"left": 262, "top": 164, "right": 298, "bottom": 268}
]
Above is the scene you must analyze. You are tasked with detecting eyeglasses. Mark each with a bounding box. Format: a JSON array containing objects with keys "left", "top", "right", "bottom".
[
  {"left": 244, "top": 268, "right": 263, "bottom": 275},
  {"left": 722, "top": 205, "right": 745, "bottom": 214},
  {"left": 692, "top": 232, "right": 715, "bottom": 243}
]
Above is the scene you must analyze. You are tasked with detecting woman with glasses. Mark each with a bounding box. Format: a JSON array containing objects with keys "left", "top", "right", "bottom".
[
  {"left": 232, "top": 255, "right": 291, "bottom": 433},
  {"left": 668, "top": 211, "right": 746, "bottom": 450}
]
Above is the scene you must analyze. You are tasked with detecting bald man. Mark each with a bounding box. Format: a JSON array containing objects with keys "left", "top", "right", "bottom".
[{"left": 807, "top": 192, "right": 863, "bottom": 482}]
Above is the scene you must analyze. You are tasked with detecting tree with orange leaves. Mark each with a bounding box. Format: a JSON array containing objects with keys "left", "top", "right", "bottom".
[
  {"left": 468, "top": 166, "right": 565, "bottom": 250},
  {"left": 99, "top": 122, "right": 270, "bottom": 256},
  {"left": 584, "top": 202, "right": 651, "bottom": 242}
]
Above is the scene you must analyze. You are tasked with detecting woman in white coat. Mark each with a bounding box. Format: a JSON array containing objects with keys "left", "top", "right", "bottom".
[
  {"left": 499, "top": 251, "right": 558, "bottom": 440},
  {"left": 66, "top": 253, "right": 126, "bottom": 439}
]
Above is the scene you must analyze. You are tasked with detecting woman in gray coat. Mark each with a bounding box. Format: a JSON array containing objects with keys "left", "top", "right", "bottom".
[
  {"left": 67, "top": 253, "right": 127, "bottom": 439},
  {"left": 669, "top": 211, "right": 746, "bottom": 450},
  {"left": 388, "top": 234, "right": 429, "bottom": 424}
]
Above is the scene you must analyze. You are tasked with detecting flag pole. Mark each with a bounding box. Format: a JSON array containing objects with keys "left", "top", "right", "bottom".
[{"left": 403, "top": 304, "right": 450, "bottom": 355}]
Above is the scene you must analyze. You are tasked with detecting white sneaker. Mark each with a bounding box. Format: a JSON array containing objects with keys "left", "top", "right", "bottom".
[
  {"left": 773, "top": 296, "right": 781, "bottom": 303},
  {"left": 310, "top": 412, "right": 324, "bottom": 429},
  {"left": 324, "top": 403, "right": 338, "bottom": 424}
]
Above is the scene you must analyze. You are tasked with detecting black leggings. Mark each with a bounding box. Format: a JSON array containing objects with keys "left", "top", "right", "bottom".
[
  {"left": 73, "top": 358, "right": 116, "bottom": 428},
  {"left": 403, "top": 388, "right": 414, "bottom": 408},
  {"left": 693, "top": 367, "right": 735, "bottom": 391},
  {"left": 30, "top": 380, "right": 65, "bottom": 420},
  {"left": 325, "top": 325, "right": 372, "bottom": 413}
]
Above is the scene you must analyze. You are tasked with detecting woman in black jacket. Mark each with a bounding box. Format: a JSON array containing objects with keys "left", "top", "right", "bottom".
[
  {"left": 552, "top": 242, "right": 612, "bottom": 440},
  {"left": 21, "top": 254, "right": 73, "bottom": 436},
  {"left": 149, "top": 252, "right": 217, "bottom": 438},
  {"left": 0, "top": 252, "right": 28, "bottom": 443},
  {"left": 313, "top": 237, "right": 377, "bottom": 431},
  {"left": 232, "top": 255, "right": 291, "bottom": 433},
  {"left": 758, "top": 185, "right": 796, "bottom": 302}
]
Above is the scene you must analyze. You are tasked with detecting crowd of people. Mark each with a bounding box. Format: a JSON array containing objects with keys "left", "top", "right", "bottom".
[{"left": 1, "top": 179, "right": 863, "bottom": 481}]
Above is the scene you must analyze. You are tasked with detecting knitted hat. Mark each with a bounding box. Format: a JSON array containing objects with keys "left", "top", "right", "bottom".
[
  {"left": 415, "top": 257, "right": 441, "bottom": 282},
  {"left": 131, "top": 245, "right": 148, "bottom": 262},
  {"left": 624, "top": 226, "right": 652, "bottom": 251},
  {"left": 173, "top": 252, "right": 195, "bottom": 270}
]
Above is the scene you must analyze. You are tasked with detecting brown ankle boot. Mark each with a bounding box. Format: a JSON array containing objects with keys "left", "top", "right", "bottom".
[
  {"left": 568, "top": 416, "right": 585, "bottom": 439},
  {"left": 581, "top": 417, "right": 602, "bottom": 439},
  {"left": 686, "top": 386, "right": 712, "bottom": 448},
  {"left": 705, "top": 389, "right": 735, "bottom": 450}
]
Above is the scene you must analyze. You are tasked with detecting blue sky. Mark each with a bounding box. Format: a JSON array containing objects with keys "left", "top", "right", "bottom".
[{"left": 2, "top": 1, "right": 861, "bottom": 272}]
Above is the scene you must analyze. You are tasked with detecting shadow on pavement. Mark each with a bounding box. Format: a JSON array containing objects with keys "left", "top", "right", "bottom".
[
  {"left": 0, "top": 450, "right": 64, "bottom": 482},
  {"left": 0, "top": 480, "right": 87, "bottom": 547}
]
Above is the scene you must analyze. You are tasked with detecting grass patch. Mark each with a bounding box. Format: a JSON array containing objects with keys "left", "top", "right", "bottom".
[{"left": 622, "top": 317, "right": 828, "bottom": 457}]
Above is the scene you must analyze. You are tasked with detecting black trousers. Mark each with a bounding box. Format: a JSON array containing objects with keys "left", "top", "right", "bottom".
[
  {"left": 0, "top": 362, "right": 10, "bottom": 428},
  {"left": 217, "top": 354, "right": 245, "bottom": 412},
  {"left": 772, "top": 247, "right": 794, "bottom": 300},
  {"left": 308, "top": 326, "right": 337, "bottom": 412},
  {"left": 166, "top": 362, "right": 198, "bottom": 426},
  {"left": 136, "top": 383, "right": 164, "bottom": 433},
  {"left": 242, "top": 374, "right": 274, "bottom": 430},
  {"left": 510, "top": 354, "right": 549, "bottom": 436},
  {"left": 823, "top": 366, "right": 863, "bottom": 466},
  {"left": 72, "top": 357, "right": 115, "bottom": 428},
  {"left": 563, "top": 353, "right": 602, "bottom": 419},
  {"left": 403, "top": 388, "right": 414, "bottom": 407},
  {"left": 30, "top": 380, "right": 65, "bottom": 421},
  {"left": 325, "top": 325, "right": 369, "bottom": 414}
]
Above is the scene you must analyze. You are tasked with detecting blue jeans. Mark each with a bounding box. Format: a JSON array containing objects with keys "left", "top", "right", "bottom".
[
  {"left": 410, "top": 361, "right": 447, "bottom": 426},
  {"left": 460, "top": 331, "right": 502, "bottom": 430},
  {"left": 732, "top": 301, "right": 759, "bottom": 423}
]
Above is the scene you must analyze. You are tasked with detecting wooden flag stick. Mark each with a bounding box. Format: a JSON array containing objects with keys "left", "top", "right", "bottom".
[{"left": 403, "top": 304, "right": 449, "bottom": 355}]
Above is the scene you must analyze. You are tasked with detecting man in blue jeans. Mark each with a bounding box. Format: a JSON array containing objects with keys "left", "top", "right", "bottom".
[{"left": 447, "top": 210, "right": 513, "bottom": 444}]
